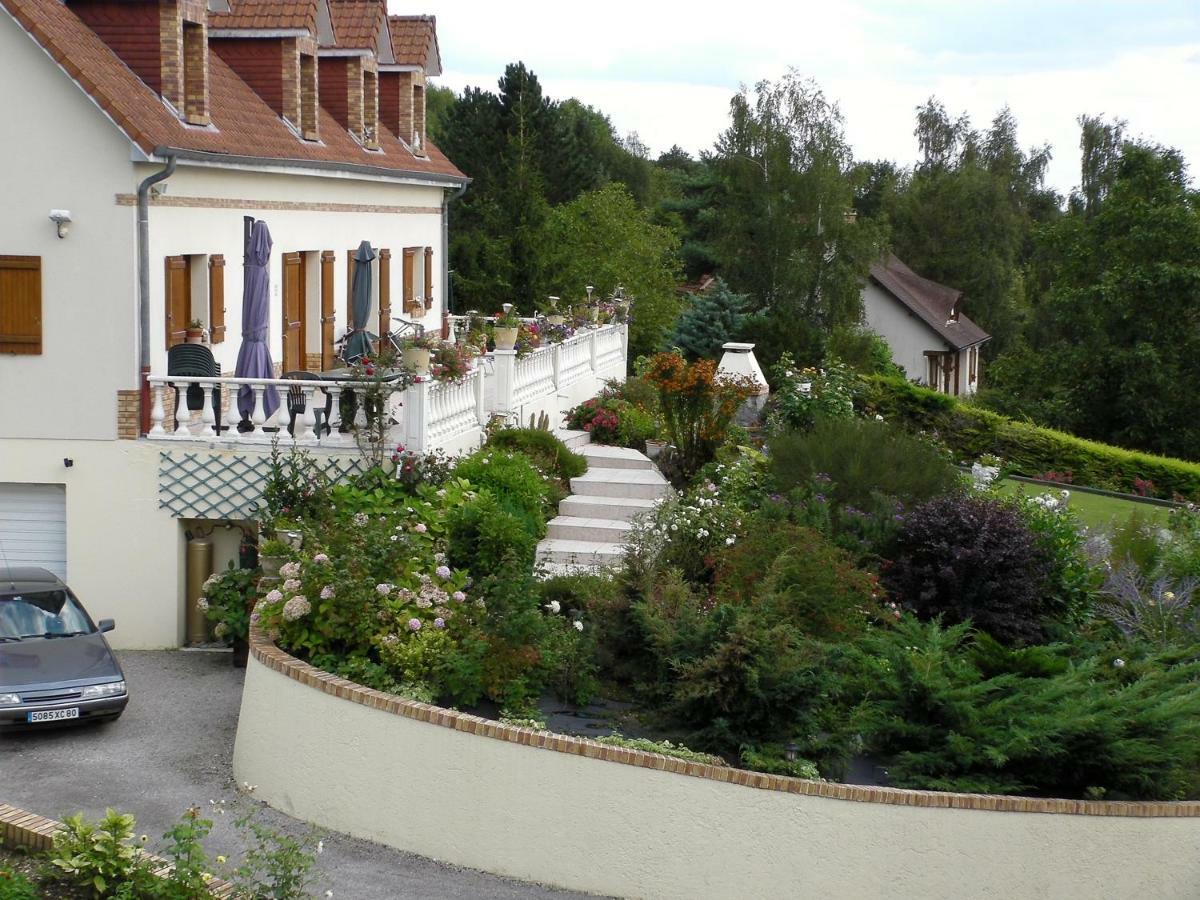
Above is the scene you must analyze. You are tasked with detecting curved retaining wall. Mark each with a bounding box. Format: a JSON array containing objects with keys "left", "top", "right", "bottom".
[{"left": 234, "top": 635, "right": 1200, "bottom": 899}]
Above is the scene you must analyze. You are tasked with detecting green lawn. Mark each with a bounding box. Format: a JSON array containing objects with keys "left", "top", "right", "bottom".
[{"left": 995, "top": 479, "right": 1172, "bottom": 531}]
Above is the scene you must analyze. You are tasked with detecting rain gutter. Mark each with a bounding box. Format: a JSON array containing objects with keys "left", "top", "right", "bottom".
[{"left": 137, "top": 154, "right": 177, "bottom": 434}]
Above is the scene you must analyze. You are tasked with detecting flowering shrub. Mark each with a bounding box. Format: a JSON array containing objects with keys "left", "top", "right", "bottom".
[
  {"left": 514, "top": 322, "right": 542, "bottom": 358},
  {"left": 565, "top": 390, "right": 658, "bottom": 449},
  {"left": 200, "top": 565, "right": 259, "bottom": 644},
  {"left": 430, "top": 342, "right": 475, "bottom": 382},
  {"left": 648, "top": 481, "right": 743, "bottom": 585},
  {"left": 766, "top": 353, "right": 855, "bottom": 433},
  {"left": 642, "top": 351, "right": 758, "bottom": 477}
]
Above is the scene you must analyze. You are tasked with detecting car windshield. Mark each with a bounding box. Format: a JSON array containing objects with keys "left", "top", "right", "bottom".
[{"left": 0, "top": 590, "right": 94, "bottom": 640}]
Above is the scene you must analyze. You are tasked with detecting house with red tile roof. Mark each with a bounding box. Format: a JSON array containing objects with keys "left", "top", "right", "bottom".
[
  {"left": 0, "top": 0, "right": 470, "bottom": 646},
  {"left": 863, "top": 255, "right": 991, "bottom": 395}
]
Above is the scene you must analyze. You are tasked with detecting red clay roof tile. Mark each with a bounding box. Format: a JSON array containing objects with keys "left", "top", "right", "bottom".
[
  {"left": 0, "top": 0, "right": 465, "bottom": 181},
  {"left": 327, "top": 0, "right": 383, "bottom": 51},
  {"left": 388, "top": 14, "right": 438, "bottom": 72},
  {"left": 210, "top": 0, "right": 317, "bottom": 34}
]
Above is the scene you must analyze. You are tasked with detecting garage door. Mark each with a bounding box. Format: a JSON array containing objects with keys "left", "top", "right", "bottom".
[{"left": 0, "top": 483, "right": 66, "bottom": 579}]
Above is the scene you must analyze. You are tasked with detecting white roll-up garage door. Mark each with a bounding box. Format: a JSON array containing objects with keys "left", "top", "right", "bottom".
[{"left": 0, "top": 483, "right": 67, "bottom": 579}]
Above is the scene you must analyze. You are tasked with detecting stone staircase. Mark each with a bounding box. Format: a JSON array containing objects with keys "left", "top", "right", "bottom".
[{"left": 537, "top": 432, "right": 672, "bottom": 575}]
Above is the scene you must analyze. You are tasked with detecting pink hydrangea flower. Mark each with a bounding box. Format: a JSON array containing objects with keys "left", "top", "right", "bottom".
[
  {"left": 313, "top": 553, "right": 330, "bottom": 564},
  {"left": 376, "top": 583, "right": 392, "bottom": 596},
  {"left": 433, "top": 617, "right": 445, "bottom": 629},
  {"left": 320, "top": 585, "right": 335, "bottom": 600},
  {"left": 265, "top": 589, "right": 283, "bottom": 603},
  {"left": 282, "top": 596, "right": 311, "bottom": 621},
  {"left": 283, "top": 578, "right": 301, "bottom": 593},
  {"left": 407, "top": 617, "right": 422, "bottom": 632},
  {"left": 435, "top": 565, "right": 452, "bottom": 580},
  {"left": 414, "top": 523, "right": 428, "bottom": 534},
  {"left": 452, "top": 591, "right": 467, "bottom": 602},
  {"left": 279, "top": 561, "right": 301, "bottom": 578}
]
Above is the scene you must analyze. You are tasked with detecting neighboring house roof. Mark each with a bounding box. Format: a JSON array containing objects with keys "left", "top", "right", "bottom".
[
  {"left": 0, "top": 0, "right": 465, "bottom": 182},
  {"left": 388, "top": 14, "right": 440, "bottom": 75},
  {"left": 210, "top": 0, "right": 317, "bottom": 35},
  {"left": 868, "top": 255, "right": 990, "bottom": 351}
]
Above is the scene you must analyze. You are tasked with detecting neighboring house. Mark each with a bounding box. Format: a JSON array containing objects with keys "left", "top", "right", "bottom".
[
  {"left": 0, "top": 0, "right": 629, "bottom": 648},
  {"left": 862, "top": 255, "right": 991, "bottom": 396}
]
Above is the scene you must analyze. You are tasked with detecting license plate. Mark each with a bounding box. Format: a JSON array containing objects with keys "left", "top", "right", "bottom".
[{"left": 28, "top": 708, "right": 80, "bottom": 723}]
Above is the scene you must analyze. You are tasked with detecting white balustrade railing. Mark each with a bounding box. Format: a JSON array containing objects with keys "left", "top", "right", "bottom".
[{"left": 144, "top": 323, "right": 628, "bottom": 455}]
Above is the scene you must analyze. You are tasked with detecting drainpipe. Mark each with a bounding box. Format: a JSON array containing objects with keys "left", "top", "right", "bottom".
[
  {"left": 137, "top": 155, "right": 177, "bottom": 434},
  {"left": 441, "top": 182, "right": 468, "bottom": 337}
]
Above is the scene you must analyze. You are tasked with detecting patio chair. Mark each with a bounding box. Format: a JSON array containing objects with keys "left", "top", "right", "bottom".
[
  {"left": 280, "top": 371, "right": 330, "bottom": 437},
  {"left": 167, "top": 344, "right": 224, "bottom": 434}
]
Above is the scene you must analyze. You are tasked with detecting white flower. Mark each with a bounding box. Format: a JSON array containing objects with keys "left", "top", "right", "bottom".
[
  {"left": 725, "top": 537, "right": 736, "bottom": 546},
  {"left": 320, "top": 585, "right": 335, "bottom": 600},
  {"left": 283, "top": 578, "right": 301, "bottom": 593},
  {"left": 376, "top": 583, "right": 392, "bottom": 596},
  {"left": 202, "top": 574, "right": 219, "bottom": 589},
  {"left": 799, "top": 382, "right": 812, "bottom": 395},
  {"left": 352, "top": 512, "right": 369, "bottom": 526},
  {"left": 279, "top": 561, "right": 301, "bottom": 578},
  {"left": 265, "top": 589, "right": 283, "bottom": 603},
  {"left": 874, "top": 414, "right": 884, "bottom": 422},
  {"left": 544, "top": 600, "right": 561, "bottom": 614},
  {"left": 313, "top": 553, "right": 329, "bottom": 564},
  {"left": 1113, "top": 658, "right": 1126, "bottom": 668},
  {"left": 282, "top": 596, "right": 311, "bottom": 621},
  {"left": 317, "top": 840, "right": 324, "bottom": 855},
  {"left": 573, "top": 620, "right": 584, "bottom": 632},
  {"left": 196, "top": 597, "right": 209, "bottom": 611}
]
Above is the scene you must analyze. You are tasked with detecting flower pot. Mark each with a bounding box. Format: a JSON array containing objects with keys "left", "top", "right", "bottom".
[
  {"left": 232, "top": 637, "right": 249, "bottom": 668},
  {"left": 185, "top": 328, "right": 205, "bottom": 344},
  {"left": 494, "top": 326, "right": 519, "bottom": 350},
  {"left": 403, "top": 347, "right": 432, "bottom": 374},
  {"left": 546, "top": 315, "right": 565, "bottom": 326},
  {"left": 259, "top": 555, "right": 284, "bottom": 579},
  {"left": 645, "top": 439, "right": 668, "bottom": 460}
]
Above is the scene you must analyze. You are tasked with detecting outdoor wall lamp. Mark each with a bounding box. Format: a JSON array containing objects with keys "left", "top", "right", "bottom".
[
  {"left": 48, "top": 209, "right": 72, "bottom": 239},
  {"left": 63, "top": 458, "right": 74, "bottom": 468}
]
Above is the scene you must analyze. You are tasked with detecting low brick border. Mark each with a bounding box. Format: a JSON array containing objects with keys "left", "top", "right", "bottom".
[
  {"left": 0, "top": 802, "right": 235, "bottom": 897},
  {"left": 249, "top": 629, "right": 1200, "bottom": 818}
]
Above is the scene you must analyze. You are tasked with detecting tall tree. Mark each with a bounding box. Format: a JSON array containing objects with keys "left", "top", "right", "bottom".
[
  {"left": 1074, "top": 114, "right": 1127, "bottom": 217},
  {"left": 710, "top": 71, "right": 885, "bottom": 366}
]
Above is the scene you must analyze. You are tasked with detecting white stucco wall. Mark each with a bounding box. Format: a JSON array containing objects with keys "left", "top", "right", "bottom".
[
  {"left": 0, "top": 10, "right": 138, "bottom": 441},
  {"left": 861, "top": 281, "right": 942, "bottom": 385},
  {"left": 235, "top": 653, "right": 1200, "bottom": 900},
  {"left": 143, "top": 165, "right": 449, "bottom": 382},
  {"left": 0, "top": 439, "right": 182, "bottom": 648}
]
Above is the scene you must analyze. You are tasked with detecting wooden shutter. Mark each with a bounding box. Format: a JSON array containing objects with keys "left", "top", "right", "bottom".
[
  {"left": 402, "top": 248, "right": 417, "bottom": 316},
  {"left": 377, "top": 248, "right": 391, "bottom": 342},
  {"left": 164, "top": 256, "right": 189, "bottom": 347},
  {"left": 423, "top": 247, "right": 434, "bottom": 309},
  {"left": 0, "top": 256, "right": 42, "bottom": 355},
  {"left": 208, "top": 255, "right": 226, "bottom": 344},
  {"left": 320, "top": 250, "right": 336, "bottom": 369},
  {"left": 281, "top": 252, "right": 303, "bottom": 372}
]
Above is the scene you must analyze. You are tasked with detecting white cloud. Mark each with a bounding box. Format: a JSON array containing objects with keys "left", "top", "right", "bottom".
[{"left": 423, "top": 0, "right": 1200, "bottom": 195}]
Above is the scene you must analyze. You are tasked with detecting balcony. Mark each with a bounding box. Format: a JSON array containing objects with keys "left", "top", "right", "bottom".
[{"left": 145, "top": 322, "right": 628, "bottom": 457}]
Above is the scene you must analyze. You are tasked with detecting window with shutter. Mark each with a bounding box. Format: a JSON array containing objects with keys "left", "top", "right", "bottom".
[
  {"left": 208, "top": 255, "right": 226, "bottom": 344},
  {"left": 378, "top": 249, "right": 391, "bottom": 341},
  {"left": 403, "top": 248, "right": 418, "bottom": 316},
  {"left": 164, "top": 256, "right": 190, "bottom": 347},
  {"left": 423, "top": 247, "right": 434, "bottom": 310},
  {"left": 0, "top": 256, "right": 42, "bottom": 355}
]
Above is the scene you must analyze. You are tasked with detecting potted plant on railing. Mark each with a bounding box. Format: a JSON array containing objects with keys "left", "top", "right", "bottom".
[
  {"left": 199, "top": 564, "right": 261, "bottom": 667},
  {"left": 494, "top": 304, "right": 521, "bottom": 350},
  {"left": 430, "top": 342, "right": 474, "bottom": 382},
  {"left": 400, "top": 332, "right": 440, "bottom": 375},
  {"left": 185, "top": 318, "right": 206, "bottom": 344},
  {"left": 515, "top": 321, "right": 542, "bottom": 358},
  {"left": 545, "top": 296, "right": 565, "bottom": 326}
]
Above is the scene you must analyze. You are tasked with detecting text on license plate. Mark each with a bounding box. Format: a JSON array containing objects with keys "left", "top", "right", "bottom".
[{"left": 28, "top": 708, "right": 80, "bottom": 722}]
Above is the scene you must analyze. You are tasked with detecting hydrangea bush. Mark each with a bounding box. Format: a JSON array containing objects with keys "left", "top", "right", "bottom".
[{"left": 766, "top": 353, "right": 855, "bottom": 433}]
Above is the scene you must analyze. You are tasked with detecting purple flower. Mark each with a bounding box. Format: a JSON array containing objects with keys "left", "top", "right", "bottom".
[
  {"left": 313, "top": 553, "right": 329, "bottom": 564},
  {"left": 414, "top": 523, "right": 428, "bottom": 534},
  {"left": 815, "top": 494, "right": 827, "bottom": 503},
  {"left": 433, "top": 617, "right": 446, "bottom": 629},
  {"left": 452, "top": 591, "right": 467, "bottom": 602},
  {"left": 435, "top": 565, "right": 452, "bottom": 579},
  {"left": 376, "top": 583, "right": 392, "bottom": 596},
  {"left": 407, "top": 617, "right": 422, "bottom": 632}
]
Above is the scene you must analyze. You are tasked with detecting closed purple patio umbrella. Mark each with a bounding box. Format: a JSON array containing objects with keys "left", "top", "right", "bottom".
[{"left": 235, "top": 219, "right": 280, "bottom": 421}]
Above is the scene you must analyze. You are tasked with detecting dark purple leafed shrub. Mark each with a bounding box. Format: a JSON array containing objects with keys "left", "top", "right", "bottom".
[{"left": 884, "top": 494, "right": 1052, "bottom": 644}]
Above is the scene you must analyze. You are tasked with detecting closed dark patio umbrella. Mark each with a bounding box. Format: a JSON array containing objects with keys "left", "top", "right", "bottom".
[
  {"left": 342, "top": 240, "right": 377, "bottom": 362},
  {"left": 235, "top": 219, "right": 280, "bottom": 421}
]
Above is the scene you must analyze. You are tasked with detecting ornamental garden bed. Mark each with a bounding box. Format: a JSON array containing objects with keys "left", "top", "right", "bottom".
[{"left": 220, "top": 354, "right": 1200, "bottom": 804}]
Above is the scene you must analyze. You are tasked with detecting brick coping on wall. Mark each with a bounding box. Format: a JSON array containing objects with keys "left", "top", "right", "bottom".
[
  {"left": 0, "top": 803, "right": 235, "bottom": 897},
  {"left": 249, "top": 629, "right": 1200, "bottom": 818}
]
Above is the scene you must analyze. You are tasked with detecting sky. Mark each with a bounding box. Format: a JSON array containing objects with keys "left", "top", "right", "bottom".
[{"left": 412, "top": 0, "right": 1200, "bottom": 197}]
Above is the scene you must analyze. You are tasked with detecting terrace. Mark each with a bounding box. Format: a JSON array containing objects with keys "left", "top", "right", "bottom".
[{"left": 144, "top": 320, "right": 628, "bottom": 457}]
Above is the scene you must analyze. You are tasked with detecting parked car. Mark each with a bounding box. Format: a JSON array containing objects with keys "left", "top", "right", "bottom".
[{"left": 0, "top": 567, "right": 128, "bottom": 728}]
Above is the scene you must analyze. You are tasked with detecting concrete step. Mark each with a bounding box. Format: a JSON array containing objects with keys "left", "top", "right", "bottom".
[
  {"left": 559, "top": 494, "right": 659, "bottom": 522},
  {"left": 557, "top": 428, "right": 592, "bottom": 450},
  {"left": 535, "top": 539, "right": 625, "bottom": 567},
  {"left": 569, "top": 468, "right": 671, "bottom": 501},
  {"left": 547, "top": 515, "right": 634, "bottom": 543},
  {"left": 579, "top": 444, "right": 655, "bottom": 470}
]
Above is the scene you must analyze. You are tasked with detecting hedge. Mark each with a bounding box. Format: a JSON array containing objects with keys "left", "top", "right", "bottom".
[{"left": 857, "top": 376, "right": 1200, "bottom": 502}]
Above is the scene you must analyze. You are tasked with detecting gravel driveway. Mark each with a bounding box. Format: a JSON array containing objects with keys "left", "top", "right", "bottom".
[{"left": 0, "top": 650, "right": 596, "bottom": 899}]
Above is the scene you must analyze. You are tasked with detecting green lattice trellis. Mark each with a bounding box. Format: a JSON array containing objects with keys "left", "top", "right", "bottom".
[{"left": 158, "top": 451, "right": 368, "bottom": 519}]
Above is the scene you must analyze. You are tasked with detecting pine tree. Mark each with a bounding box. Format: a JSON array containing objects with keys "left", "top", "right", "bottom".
[{"left": 670, "top": 279, "right": 746, "bottom": 360}]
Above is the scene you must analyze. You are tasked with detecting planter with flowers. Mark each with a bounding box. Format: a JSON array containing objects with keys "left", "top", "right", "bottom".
[
  {"left": 515, "top": 322, "right": 542, "bottom": 358},
  {"left": 199, "top": 564, "right": 262, "bottom": 666},
  {"left": 401, "top": 332, "right": 440, "bottom": 375},
  {"left": 493, "top": 305, "right": 521, "bottom": 350},
  {"left": 431, "top": 342, "right": 475, "bottom": 383}
]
